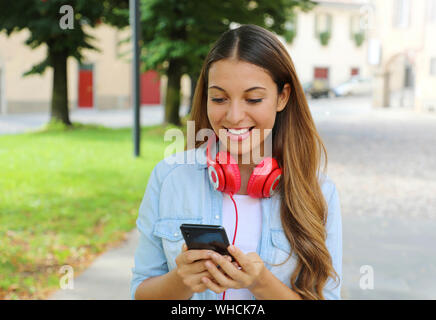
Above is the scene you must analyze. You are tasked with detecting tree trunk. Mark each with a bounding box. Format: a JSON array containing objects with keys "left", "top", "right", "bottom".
[
  {"left": 49, "top": 47, "right": 71, "bottom": 125},
  {"left": 164, "top": 59, "right": 182, "bottom": 126}
]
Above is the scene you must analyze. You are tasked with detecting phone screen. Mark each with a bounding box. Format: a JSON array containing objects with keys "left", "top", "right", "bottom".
[{"left": 180, "top": 223, "right": 233, "bottom": 259}]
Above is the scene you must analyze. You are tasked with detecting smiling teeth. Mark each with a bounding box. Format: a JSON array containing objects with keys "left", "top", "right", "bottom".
[{"left": 227, "top": 128, "right": 250, "bottom": 135}]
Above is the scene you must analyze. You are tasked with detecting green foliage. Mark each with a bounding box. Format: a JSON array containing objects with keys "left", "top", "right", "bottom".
[
  {"left": 0, "top": 0, "right": 129, "bottom": 124},
  {"left": 112, "top": 0, "right": 317, "bottom": 77},
  {"left": 353, "top": 31, "right": 365, "bottom": 47},
  {"left": 319, "top": 30, "right": 331, "bottom": 46},
  {"left": 283, "top": 12, "right": 299, "bottom": 45},
  {"left": 284, "top": 28, "right": 297, "bottom": 44},
  {"left": 0, "top": 0, "right": 129, "bottom": 76}
]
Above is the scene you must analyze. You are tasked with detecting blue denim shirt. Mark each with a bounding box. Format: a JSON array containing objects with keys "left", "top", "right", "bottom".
[{"left": 130, "top": 142, "right": 342, "bottom": 300}]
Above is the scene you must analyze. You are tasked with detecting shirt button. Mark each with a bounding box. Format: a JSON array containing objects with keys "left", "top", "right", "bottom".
[
  {"left": 215, "top": 215, "right": 220, "bottom": 220},
  {"left": 174, "top": 232, "right": 178, "bottom": 236}
]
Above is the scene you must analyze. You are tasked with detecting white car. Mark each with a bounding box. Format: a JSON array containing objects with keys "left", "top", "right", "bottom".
[{"left": 333, "top": 77, "right": 372, "bottom": 97}]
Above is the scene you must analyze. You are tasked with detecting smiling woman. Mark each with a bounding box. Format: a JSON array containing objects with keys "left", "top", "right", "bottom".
[{"left": 131, "top": 24, "right": 342, "bottom": 301}]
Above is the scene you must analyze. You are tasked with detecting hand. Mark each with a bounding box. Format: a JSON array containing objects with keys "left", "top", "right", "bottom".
[
  {"left": 200, "top": 245, "right": 266, "bottom": 294},
  {"left": 174, "top": 243, "right": 232, "bottom": 294}
]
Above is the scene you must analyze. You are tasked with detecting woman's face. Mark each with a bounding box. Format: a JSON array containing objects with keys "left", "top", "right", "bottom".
[{"left": 207, "top": 58, "right": 290, "bottom": 164}]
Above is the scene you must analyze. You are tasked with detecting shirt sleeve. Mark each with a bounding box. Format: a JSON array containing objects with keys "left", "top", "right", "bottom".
[
  {"left": 322, "top": 182, "right": 343, "bottom": 300},
  {"left": 130, "top": 162, "right": 169, "bottom": 300}
]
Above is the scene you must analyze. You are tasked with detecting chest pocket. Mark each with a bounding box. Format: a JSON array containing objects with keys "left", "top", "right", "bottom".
[{"left": 153, "top": 218, "right": 202, "bottom": 271}]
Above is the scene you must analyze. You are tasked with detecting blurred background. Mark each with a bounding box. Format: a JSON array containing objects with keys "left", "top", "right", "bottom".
[{"left": 0, "top": 0, "right": 435, "bottom": 300}]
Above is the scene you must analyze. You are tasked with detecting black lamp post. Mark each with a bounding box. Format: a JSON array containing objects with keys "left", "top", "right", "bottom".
[{"left": 130, "top": 0, "right": 141, "bottom": 157}]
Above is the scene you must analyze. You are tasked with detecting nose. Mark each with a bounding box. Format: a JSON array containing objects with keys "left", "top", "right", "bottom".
[{"left": 225, "top": 100, "right": 245, "bottom": 126}]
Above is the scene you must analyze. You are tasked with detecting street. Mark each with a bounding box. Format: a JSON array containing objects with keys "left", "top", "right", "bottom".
[{"left": 311, "top": 96, "right": 436, "bottom": 299}]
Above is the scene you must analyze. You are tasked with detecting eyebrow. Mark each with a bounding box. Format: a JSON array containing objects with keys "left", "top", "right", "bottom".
[{"left": 208, "top": 85, "right": 266, "bottom": 93}]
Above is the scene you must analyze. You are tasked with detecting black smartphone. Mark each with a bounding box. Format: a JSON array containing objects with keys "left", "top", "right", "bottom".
[{"left": 180, "top": 223, "right": 234, "bottom": 260}]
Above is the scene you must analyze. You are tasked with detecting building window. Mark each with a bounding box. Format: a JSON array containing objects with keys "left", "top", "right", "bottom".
[
  {"left": 284, "top": 14, "right": 298, "bottom": 44},
  {"left": 315, "top": 13, "right": 332, "bottom": 36},
  {"left": 350, "top": 15, "right": 360, "bottom": 38},
  {"left": 393, "top": 0, "right": 411, "bottom": 28},
  {"left": 350, "top": 14, "right": 365, "bottom": 47},
  {"left": 315, "top": 13, "right": 332, "bottom": 46},
  {"left": 314, "top": 67, "right": 329, "bottom": 80},
  {"left": 430, "top": 58, "right": 436, "bottom": 76}
]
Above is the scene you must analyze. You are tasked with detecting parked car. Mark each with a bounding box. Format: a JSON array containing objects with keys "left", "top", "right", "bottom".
[
  {"left": 302, "top": 79, "right": 333, "bottom": 99},
  {"left": 332, "top": 76, "right": 372, "bottom": 97}
]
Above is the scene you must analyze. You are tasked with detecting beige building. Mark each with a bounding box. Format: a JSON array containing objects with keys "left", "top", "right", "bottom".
[
  {"left": 368, "top": 0, "right": 436, "bottom": 112},
  {"left": 0, "top": 24, "right": 128, "bottom": 114},
  {"left": 0, "top": 23, "right": 192, "bottom": 114},
  {"left": 284, "top": 0, "right": 370, "bottom": 88}
]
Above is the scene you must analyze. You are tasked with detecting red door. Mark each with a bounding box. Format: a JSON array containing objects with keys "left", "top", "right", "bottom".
[
  {"left": 140, "top": 70, "right": 160, "bottom": 105},
  {"left": 78, "top": 64, "right": 93, "bottom": 108}
]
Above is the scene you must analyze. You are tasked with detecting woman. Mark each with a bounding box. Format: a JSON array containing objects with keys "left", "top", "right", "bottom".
[{"left": 131, "top": 24, "right": 342, "bottom": 300}]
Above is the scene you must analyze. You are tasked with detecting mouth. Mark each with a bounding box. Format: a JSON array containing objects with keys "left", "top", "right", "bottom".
[
  {"left": 224, "top": 126, "right": 255, "bottom": 133},
  {"left": 223, "top": 126, "right": 255, "bottom": 141}
]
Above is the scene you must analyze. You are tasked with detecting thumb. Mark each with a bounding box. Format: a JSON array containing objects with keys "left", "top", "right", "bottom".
[{"left": 182, "top": 243, "right": 188, "bottom": 252}]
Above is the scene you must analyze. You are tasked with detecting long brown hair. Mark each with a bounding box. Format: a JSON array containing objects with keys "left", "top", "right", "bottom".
[{"left": 187, "top": 24, "right": 339, "bottom": 299}]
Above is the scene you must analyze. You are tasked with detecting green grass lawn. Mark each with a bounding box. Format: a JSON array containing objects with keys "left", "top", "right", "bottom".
[{"left": 0, "top": 121, "right": 187, "bottom": 299}]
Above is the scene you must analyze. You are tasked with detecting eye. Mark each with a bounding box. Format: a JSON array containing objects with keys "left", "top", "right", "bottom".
[
  {"left": 247, "top": 99, "right": 263, "bottom": 104},
  {"left": 211, "top": 98, "right": 226, "bottom": 104}
]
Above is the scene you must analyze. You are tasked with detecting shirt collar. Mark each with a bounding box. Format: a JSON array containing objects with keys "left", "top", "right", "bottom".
[{"left": 194, "top": 142, "right": 208, "bottom": 170}]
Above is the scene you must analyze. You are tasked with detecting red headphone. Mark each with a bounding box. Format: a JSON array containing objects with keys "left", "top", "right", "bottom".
[{"left": 206, "top": 132, "right": 282, "bottom": 198}]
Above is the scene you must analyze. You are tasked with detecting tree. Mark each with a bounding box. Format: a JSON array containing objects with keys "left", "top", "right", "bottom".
[
  {"left": 0, "top": 0, "right": 129, "bottom": 125},
  {"left": 135, "top": 0, "right": 316, "bottom": 126}
]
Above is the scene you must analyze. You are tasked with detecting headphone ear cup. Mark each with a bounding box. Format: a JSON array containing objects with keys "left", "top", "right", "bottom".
[
  {"left": 247, "top": 158, "right": 279, "bottom": 198},
  {"left": 216, "top": 151, "right": 241, "bottom": 195},
  {"left": 208, "top": 163, "right": 226, "bottom": 192},
  {"left": 262, "top": 168, "right": 282, "bottom": 197}
]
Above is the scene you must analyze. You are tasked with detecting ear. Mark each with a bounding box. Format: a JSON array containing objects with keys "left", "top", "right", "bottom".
[{"left": 277, "top": 83, "right": 291, "bottom": 112}]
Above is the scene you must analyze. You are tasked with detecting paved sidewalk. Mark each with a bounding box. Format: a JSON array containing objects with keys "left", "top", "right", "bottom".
[
  {"left": 48, "top": 229, "right": 139, "bottom": 300},
  {"left": 0, "top": 105, "right": 189, "bottom": 135}
]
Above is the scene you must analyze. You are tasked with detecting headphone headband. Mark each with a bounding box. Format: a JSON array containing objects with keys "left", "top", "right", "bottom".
[{"left": 206, "top": 132, "right": 219, "bottom": 166}]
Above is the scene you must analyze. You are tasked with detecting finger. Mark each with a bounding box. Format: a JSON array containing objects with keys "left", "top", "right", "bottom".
[
  {"left": 201, "top": 276, "right": 226, "bottom": 294},
  {"left": 205, "top": 257, "right": 239, "bottom": 288},
  {"left": 189, "top": 259, "right": 213, "bottom": 273},
  {"left": 182, "top": 243, "right": 188, "bottom": 252},
  {"left": 199, "top": 271, "right": 220, "bottom": 286},
  {"left": 194, "top": 270, "right": 215, "bottom": 282},
  {"left": 196, "top": 271, "right": 221, "bottom": 287},
  {"left": 210, "top": 252, "right": 247, "bottom": 283},
  {"left": 224, "top": 255, "right": 239, "bottom": 267},
  {"left": 183, "top": 249, "right": 213, "bottom": 264},
  {"left": 191, "top": 283, "right": 208, "bottom": 293},
  {"left": 227, "top": 245, "right": 250, "bottom": 271},
  {"left": 185, "top": 271, "right": 214, "bottom": 292}
]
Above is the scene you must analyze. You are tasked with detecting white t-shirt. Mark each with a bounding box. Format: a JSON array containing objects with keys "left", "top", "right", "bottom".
[{"left": 218, "top": 193, "right": 262, "bottom": 300}]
